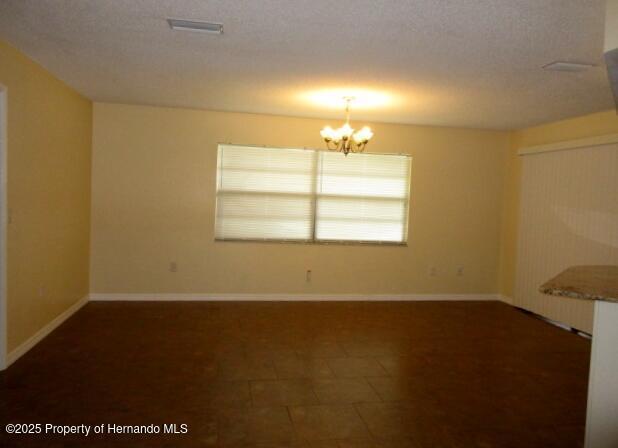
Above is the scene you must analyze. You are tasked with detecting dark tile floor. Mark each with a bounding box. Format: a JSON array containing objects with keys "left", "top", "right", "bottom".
[{"left": 0, "top": 301, "right": 590, "bottom": 447}]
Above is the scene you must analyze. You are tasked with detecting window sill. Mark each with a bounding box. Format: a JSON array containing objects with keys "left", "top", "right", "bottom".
[{"left": 214, "top": 238, "right": 408, "bottom": 247}]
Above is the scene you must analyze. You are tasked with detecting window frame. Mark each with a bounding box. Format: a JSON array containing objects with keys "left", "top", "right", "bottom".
[{"left": 214, "top": 143, "right": 412, "bottom": 246}]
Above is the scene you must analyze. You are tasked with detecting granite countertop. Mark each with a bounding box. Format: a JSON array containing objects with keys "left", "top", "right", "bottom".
[{"left": 540, "top": 265, "right": 618, "bottom": 303}]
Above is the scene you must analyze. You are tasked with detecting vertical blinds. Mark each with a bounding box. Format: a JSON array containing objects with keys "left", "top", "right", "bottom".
[{"left": 215, "top": 144, "right": 411, "bottom": 244}]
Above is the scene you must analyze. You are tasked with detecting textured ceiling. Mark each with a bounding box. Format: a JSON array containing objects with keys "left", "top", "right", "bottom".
[{"left": 0, "top": 0, "right": 613, "bottom": 129}]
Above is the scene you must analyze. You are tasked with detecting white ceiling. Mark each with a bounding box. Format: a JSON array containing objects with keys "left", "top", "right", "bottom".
[{"left": 0, "top": 0, "right": 613, "bottom": 130}]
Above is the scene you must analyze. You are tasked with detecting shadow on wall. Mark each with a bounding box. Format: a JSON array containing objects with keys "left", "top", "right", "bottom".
[{"left": 553, "top": 205, "right": 618, "bottom": 249}]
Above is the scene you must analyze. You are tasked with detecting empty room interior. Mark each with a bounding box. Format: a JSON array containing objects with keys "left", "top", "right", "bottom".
[{"left": 1, "top": 1, "right": 618, "bottom": 447}]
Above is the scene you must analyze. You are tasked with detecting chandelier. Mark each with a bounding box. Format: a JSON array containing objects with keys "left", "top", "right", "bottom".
[{"left": 320, "top": 97, "right": 373, "bottom": 155}]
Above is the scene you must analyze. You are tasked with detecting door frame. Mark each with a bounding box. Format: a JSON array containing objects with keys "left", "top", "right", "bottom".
[{"left": 0, "top": 85, "right": 7, "bottom": 370}]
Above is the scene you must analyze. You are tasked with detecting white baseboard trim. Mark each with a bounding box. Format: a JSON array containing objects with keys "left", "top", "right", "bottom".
[
  {"left": 88, "top": 293, "right": 502, "bottom": 302},
  {"left": 5, "top": 294, "right": 89, "bottom": 369},
  {"left": 498, "top": 294, "right": 514, "bottom": 305}
]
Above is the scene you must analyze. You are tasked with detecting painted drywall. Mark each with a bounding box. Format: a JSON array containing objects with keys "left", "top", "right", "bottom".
[
  {"left": 91, "top": 102, "right": 509, "bottom": 296},
  {"left": 499, "top": 110, "right": 618, "bottom": 301},
  {"left": 0, "top": 40, "right": 92, "bottom": 353}
]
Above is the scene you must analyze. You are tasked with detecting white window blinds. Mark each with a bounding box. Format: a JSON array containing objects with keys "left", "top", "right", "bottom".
[
  {"left": 215, "top": 145, "right": 316, "bottom": 241},
  {"left": 315, "top": 151, "right": 411, "bottom": 243},
  {"left": 215, "top": 144, "right": 411, "bottom": 244}
]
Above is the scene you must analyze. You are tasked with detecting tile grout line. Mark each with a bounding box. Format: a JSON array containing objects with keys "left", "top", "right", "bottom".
[
  {"left": 247, "top": 379, "right": 255, "bottom": 408},
  {"left": 284, "top": 405, "right": 302, "bottom": 443},
  {"left": 363, "top": 376, "right": 385, "bottom": 403},
  {"left": 351, "top": 401, "right": 377, "bottom": 443},
  {"left": 376, "top": 357, "right": 393, "bottom": 377},
  {"left": 308, "top": 377, "right": 322, "bottom": 406}
]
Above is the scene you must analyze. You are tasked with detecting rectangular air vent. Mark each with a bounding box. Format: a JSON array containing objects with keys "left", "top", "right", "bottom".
[
  {"left": 167, "top": 19, "right": 223, "bottom": 34},
  {"left": 543, "top": 61, "right": 595, "bottom": 72}
]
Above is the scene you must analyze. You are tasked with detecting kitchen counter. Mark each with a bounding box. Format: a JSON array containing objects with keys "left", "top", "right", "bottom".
[
  {"left": 540, "top": 265, "right": 618, "bottom": 448},
  {"left": 539, "top": 265, "right": 618, "bottom": 303}
]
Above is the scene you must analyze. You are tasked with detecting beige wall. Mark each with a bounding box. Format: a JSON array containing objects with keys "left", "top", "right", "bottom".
[
  {"left": 91, "top": 103, "right": 509, "bottom": 296},
  {"left": 0, "top": 40, "right": 92, "bottom": 352},
  {"left": 499, "top": 110, "right": 618, "bottom": 300}
]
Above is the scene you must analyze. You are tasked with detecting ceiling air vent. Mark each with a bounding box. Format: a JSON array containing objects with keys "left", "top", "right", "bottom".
[
  {"left": 542, "top": 61, "right": 595, "bottom": 72},
  {"left": 167, "top": 19, "right": 223, "bottom": 34}
]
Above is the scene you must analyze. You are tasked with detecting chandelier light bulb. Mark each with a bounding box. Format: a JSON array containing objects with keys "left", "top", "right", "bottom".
[
  {"left": 332, "top": 128, "right": 343, "bottom": 143},
  {"left": 320, "top": 126, "right": 336, "bottom": 141},
  {"left": 353, "top": 126, "right": 373, "bottom": 144},
  {"left": 338, "top": 123, "right": 354, "bottom": 139}
]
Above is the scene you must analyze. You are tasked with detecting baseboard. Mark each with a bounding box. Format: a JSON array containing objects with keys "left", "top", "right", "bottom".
[
  {"left": 498, "top": 294, "right": 514, "bottom": 304},
  {"left": 5, "top": 294, "right": 89, "bottom": 369},
  {"left": 88, "top": 293, "right": 501, "bottom": 302}
]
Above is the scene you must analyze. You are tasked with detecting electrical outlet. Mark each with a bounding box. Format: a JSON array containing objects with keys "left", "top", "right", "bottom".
[
  {"left": 456, "top": 266, "right": 464, "bottom": 276},
  {"left": 306, "top": 269, "right": 312, "bottom": 282},
  {"left": 428, "top": 266, "right": 437, "bottom": 277},
  {"left": 38, "top": 286, "right": 46, "bottom": 297},
  {"left": 169, "top": 261, "right": 178, "bottom": 273}
]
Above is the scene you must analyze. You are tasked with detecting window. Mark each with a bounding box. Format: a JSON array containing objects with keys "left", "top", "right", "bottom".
[
  {"left": 315, "top": 151, "right": 411, "bottom": 243},
  {"left": 215, "top": 145, "right": 315, "bottom": 241},
  {"left": 215, "top": 144, "right": 411, "bottom": 244}
]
